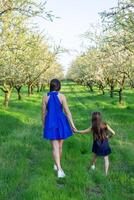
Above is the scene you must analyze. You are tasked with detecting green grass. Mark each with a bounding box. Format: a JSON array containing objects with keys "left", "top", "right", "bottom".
[{"left": 0, "top": 81, "right": 134, "bottom": 200}]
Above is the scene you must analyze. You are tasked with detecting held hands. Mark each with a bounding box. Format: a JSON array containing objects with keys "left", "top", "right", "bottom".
[
  {"left": 71, "top": 126, "right": 77, "bottom": 133},
  {"left": 71, "top": 126, "right": 86, "bottom": 134},
  {"left": 71, "top": 125, "right": 80, "bottom": 134}
]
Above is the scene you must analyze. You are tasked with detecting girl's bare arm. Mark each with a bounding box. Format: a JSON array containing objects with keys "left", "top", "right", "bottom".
[
  {"left": 107, "top": 124, "right": 115, "bottom": 136},
  {"left": 77, "top": 127, "right": 91, "bottom": 134}
]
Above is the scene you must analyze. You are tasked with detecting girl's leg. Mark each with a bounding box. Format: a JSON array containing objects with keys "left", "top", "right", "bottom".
[
  {"left": 91, "top": 153, "right": 97, "bottom": 166},
  {"left": 58, "top": 140, "right": 64, "bottom": 159},
  {"left": 51, "top": 140, "right": 61, "bottom": 170},
  {"left": 104, "top": 156, "right": 109, "bottom": 175}
]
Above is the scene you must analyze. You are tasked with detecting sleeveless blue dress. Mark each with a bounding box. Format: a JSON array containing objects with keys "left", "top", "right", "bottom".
[{"left": 43, "top": 91, "right": 73, "bottom": 140}]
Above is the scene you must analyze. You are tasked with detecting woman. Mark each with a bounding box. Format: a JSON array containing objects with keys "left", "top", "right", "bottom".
[{"left": 42, "top": 79, "right": 76, "bottom": 178}]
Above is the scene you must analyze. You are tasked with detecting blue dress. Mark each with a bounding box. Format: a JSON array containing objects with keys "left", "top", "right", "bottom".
[
  {"left": 92, "top": 139, "right": 111, "bottom": 156},
  {"left": 43, "top": 91, "right": 73, "bottom": 140}
]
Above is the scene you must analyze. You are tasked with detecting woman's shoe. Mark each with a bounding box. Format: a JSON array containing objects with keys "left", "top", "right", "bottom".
[{"left": 57, "top": 169, "right": 66, "bottom": 178}]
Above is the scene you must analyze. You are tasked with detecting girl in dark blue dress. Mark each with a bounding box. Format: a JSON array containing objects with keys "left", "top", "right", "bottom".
[
  {"left": 42, "top": 79, "right": 76, "bottom": 178},
  {"left": 77, "top": 112, "right": 115, "bottom": 175}
]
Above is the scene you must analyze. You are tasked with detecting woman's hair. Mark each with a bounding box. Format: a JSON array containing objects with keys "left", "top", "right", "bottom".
[
  {"left": 50, "top": 79, "right": 61, "bottom": 92},
  {"left": 91, "top": 112, "right": 107, "bottom": 141}
]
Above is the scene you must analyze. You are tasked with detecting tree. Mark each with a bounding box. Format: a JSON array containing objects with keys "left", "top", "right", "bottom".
[
  {"left": 0, "top": 0, "right": 62, "bottom": 106},
  {"left": 0, "top": 7, "right": 60, "bottom": 106},
  {"left": 0, "top": 0, "right": 54, "bottom": 20}
]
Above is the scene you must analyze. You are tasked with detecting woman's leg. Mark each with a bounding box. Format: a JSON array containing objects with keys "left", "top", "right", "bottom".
[
  {"left": 104, "top": 156, "right": 109, "bottom": 175},
  {"left": 51, "top": 140, "right": 61, "bottom": 170},
  {"left": 58, "top": 140, "right": 64, "bottom": 160}
]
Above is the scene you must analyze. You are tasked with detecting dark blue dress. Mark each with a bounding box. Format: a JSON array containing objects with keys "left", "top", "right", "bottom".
[
  {"left": 92, "top": 139, "right": 111, "bottom": 156},
  {"left": 43, "top": 91, "right": 73, "bottom": 140}
]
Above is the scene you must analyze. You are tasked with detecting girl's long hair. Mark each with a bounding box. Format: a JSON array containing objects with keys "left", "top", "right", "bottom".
[{"left": 91, "top": 112, "right": 107, "bottom": 141}]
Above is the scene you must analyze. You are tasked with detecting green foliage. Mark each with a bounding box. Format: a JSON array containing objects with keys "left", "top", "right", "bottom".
[
  {"left": 0, "top": 1, "right": 64, "bottom": 106},
  {"left": 67, "top": 0, "right": 134, "bottom": 103},
  {"left": 0, "top": 0, "right": 55, "bottom": 20}
]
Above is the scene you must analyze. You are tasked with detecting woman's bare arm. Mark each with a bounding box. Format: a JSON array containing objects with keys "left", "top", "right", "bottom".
[
  {"left": 42, "top": 96, "right": 47, "bottom": 128},
  {"left": 62, "top": 94, "right": 76, "bottom": 130}
]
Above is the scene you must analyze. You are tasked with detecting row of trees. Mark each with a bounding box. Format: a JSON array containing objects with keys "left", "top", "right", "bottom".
[
  {"left": 67, "top": 0, "right": 134, "bottom": 103},
  {"left": 0, "top": 0, "right": 64, "bottom": 106}
]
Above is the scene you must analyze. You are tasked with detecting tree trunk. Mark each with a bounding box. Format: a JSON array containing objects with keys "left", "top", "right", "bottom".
[
  {"left": 31, "top": 85, "right": 34, "bottom": 94},
  {"left": 102, "top": 88, "right": 105, "bottom": 95},
  {"left": 99, "top": 83, "right": 105, "bottom": 95},
  {"left": 110, "top": 85, "right": 114, "bottom": 98},
  {"left": 87, "top": 82, "right": 94, "bottom": 92},
  {"left": 40, "top": 85, "right": 43, "bottom": 92},
  {"left": 118, "top": 75, "right": 125, "bottom": 104},
  {"left": 3, "top": 90, "right": 11, "bottom": 107},
  {"left": 88, "top": 84, "right": 94, "bottom": 92},
  {"left": 40, "top": 84, "right": 45, "bottom": 92},
  {"left": 28, "top": 84, "right": 32, "bottom": 96},
  {"left": 37, "top": 84, "right": 40, "bottom": 92},
  {"left": 130, "top": 80, "right": 134, "bottom": 88},
  {"left": 119, "top": 88, "right": 123, "bottom": 104},
  {"left": 15, "top": 86, "right": 22, "bottom": 100}
]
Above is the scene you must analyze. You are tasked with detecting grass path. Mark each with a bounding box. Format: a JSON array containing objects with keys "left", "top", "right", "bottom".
[{"left": 0, "top": 81, "right": 134, "bottom": 200}]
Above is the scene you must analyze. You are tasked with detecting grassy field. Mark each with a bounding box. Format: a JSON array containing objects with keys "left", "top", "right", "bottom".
[{"left": 0, "top": 81, "right": 134, "bottom": 200}]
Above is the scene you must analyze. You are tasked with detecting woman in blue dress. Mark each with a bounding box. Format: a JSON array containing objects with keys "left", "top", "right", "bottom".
[{"left": 42, "top": 79, "right": 76, "bottom": 178}]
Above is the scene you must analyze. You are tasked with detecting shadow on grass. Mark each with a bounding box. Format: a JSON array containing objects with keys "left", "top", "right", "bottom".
[
  {"left": 0, "top": 112, "right": 25, "bottom": 137},
  {"left": 0, "top": 115, "right": 49, "bottom": 200}
]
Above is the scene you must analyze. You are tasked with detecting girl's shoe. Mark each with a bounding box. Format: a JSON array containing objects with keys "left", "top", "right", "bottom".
[
  {"left": 57, "top": 169, "right": 66, "bottom": 178},
  {"left": 91, "top": 165, "right": 95, "bottom": 170},
  {"left": 54, "top": 164, "right": 57, "bottom": 171}
]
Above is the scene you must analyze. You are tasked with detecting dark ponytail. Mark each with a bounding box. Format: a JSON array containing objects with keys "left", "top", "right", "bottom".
[{"left": 50, "top": 79, "right": 61, "bottom": 92}]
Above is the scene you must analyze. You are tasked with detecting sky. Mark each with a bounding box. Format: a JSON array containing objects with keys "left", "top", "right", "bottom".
[{"left": 37, "top": 0, "right": 118, "bottom": 73}]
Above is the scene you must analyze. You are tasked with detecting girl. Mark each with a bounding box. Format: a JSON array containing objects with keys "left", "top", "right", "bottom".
[
  {"left": 42, "top": 79, "right": 76, "bottom": 178},
  {"left": 77, "top": 112, "right": 115, "bottom": 175}
]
